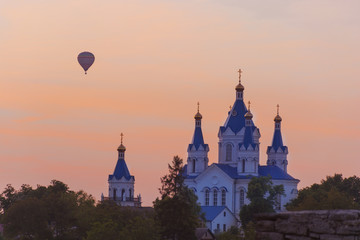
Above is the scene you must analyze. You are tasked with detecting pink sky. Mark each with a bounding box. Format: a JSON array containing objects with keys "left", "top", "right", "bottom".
[{"left": 0, "top": 0, "right": 359, "bottom": 206}]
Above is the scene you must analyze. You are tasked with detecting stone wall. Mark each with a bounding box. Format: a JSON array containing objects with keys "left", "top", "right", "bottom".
[{"left": 255, "top": 210, "right": 360, "bottom": 240}]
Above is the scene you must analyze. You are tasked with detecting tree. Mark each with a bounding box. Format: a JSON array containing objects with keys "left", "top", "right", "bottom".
[
  {"left": 1, "top": 180, "right": 96, "bottom": 240},
  {"left": 153, "top": 156, "right": 202, "bottom": 240},
  {"left": 286, "top": 174, "right": 360, "bottom": 211},
  {"left": 239, "top": 176, "right": 284, "bottom": 227}
]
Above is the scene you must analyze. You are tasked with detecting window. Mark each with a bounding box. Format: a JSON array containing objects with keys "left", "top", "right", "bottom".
[
  {"left": 205, "top": 189, "right": 210, "bottom": 206},
  {"left": 226, "top": 144, "right": 232, "bottom": 161},
  {"left": 192, "top": 159, "right": 196, "bottom": 173},
  {"left": 240, "top": 189, "right": 245, "bottom": 209},
  {"left": 129, "top": 189, "right": 132, "bottom": 200},
  {"left": 121, "top": 189, "right": 125, "bottom": 201},
  {"left": 242, "top": 159, "right": 245, "bottom": 172},
  {"left": 221, "top": 189, "right": 226, "bottom": 206},
  {"left": 113, "top": 188, "right": 117, "bottom": 200},
  {"left": 213, "top": 189, "right": 218, "bottom": 206},
  {"left": 217, "top": 224, "right": 220, "bottom": 230},
  {"left": 223, "top": 224, "right": 226, "bottom": 232},
  {"left": 223, "top": 211, "right": 226, "bottom": 217}
]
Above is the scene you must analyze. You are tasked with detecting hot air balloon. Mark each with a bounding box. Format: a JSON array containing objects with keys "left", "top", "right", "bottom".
[{"left": 77, "top": 52, "right": 95, "bottom": 74}]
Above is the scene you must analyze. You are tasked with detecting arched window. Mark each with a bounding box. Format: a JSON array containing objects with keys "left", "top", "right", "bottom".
[
  {"left": 226, "top": 144, "right": 232, "bottom": 161},
  {"left": 240, "top": 189, "right": 245, "bottom": 210},
  {"left": 129, "top": 189, "right": 132, "bottom": 200},
  {"left": 205, "top": 189, "right": 210, "bottom": 206},
  {"left": 221, "top": 189, "right": 226, "bottom": 206},
  {"left": 192, "top": 159, "right": 196, "bottom": 173},
  {"left": 113, "top": 188, "right": 117, "bottom": 201},
  {"left": 213, "top": 189, "right": 218, "bottom": 206},
  {"left": 242, "top": 159, "right": 245, "bottom": 172},
  {"left": 121, "top": 189, "right": 125, "bottom": 201}
]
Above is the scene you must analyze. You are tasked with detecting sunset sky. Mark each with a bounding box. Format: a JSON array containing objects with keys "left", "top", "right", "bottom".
[{"left": 0, "top": 0, "right": 359, "bottom": 206}]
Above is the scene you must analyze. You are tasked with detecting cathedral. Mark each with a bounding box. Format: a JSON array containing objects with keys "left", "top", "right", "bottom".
[
  {"left": 183, "top": 70, "right": 299, "bottom": 232},
  {"left": 102, "top": 70, "right": 299, "bottom": 233}
]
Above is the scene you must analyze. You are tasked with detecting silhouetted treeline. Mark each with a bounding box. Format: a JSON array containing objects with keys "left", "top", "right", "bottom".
[{"left": 0, "top": 180, "right": 160, "bottom": 240}]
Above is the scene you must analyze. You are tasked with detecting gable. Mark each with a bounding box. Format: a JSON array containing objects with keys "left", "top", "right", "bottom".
[{"left": 194, "top": 164, "right": 234, "bottom": 184}]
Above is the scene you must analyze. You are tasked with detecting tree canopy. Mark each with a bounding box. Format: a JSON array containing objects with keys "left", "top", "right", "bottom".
[
  {"left": 153, "top": 156, "right": 202, "bottom": 240},
  {"left": 239, "top": 176, "right": 284, "bottom": 228},
  {"left": 286, "top": 174, "right": 360, "bottom": 211},
  {"left": 0, "top": 180, "right": 160, "bottom": 240}
]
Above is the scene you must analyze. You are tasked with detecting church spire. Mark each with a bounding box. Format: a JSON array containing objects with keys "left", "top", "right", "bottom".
[
  {"left": 271, "top": 105, "right": 284, "bottom": 148},
  {"left": 109, "top": 133, "right": 133, "bottom": 181},
  {"left": 187, "top": 103, "right": 209, "bottom": 175},
  {"left": 267, "top": 105, "right": 288, "bottom": 172},
  {"left": 190, "top": 102, "right": 206, "bottom": 149}
]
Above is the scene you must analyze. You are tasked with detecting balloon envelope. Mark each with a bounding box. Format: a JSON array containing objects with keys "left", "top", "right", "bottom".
[{"left": 78, "top": 52, "right": 95, "bottom": 74}]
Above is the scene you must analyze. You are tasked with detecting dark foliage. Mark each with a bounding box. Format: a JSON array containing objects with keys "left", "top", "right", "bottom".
[
  {"left": 154, "top": 156, "right": 202, "bottom": 240},
  {"left": 286, "top": 174, "right": 360, "bottom": 210},
  {"left": 239, "top": 176, "right": 284, "bottom": 227}
]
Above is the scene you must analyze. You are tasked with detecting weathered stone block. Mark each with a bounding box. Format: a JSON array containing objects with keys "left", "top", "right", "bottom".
[
  {"left": 284, "top": 234, "right": 311, "bottom": 240},
  {"left": 309, "top": 232, "right": 320, "bottom": 239},
  {"left": 336, "top": 220, "right": 360, "bottom": 235},
  {"left": 319, "top": 234, "right": 345, "bottom": 240},
  {"left": 275, "top": 219, "right": 308, "bottom": 235},
  {"left": 256, "top": 220, "right": 275, "bottom": 232},
  {"left": 256, "top": 232, "right": 284, "bottom": 240},
  {"left": 309, "top": 220, "right": 335, "bottom": 234},
  {"left": 329, "top": 210, "right": 360, "bottom": 221}
]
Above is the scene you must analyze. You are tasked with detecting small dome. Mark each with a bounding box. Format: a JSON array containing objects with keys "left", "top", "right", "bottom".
[
  {"left": 274, "top": 114, "right": 282, "bottom": 122},
  {"left": 117, "top": 143, "right": 126, "bottom": 152},
  {"left": 235, "top": 82, "right": 244, "bottom": 92},
  {"left": 244, "top": 111, "right": 253, "bottom": 119},
  {"left": 194, "top": 112, "right": 202, "bottom": 120}
]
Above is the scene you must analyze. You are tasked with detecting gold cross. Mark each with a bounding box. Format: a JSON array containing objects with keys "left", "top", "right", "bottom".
[
  {"left": 238, "top": 69, "right": 242, "bottom": 82},
  {"left": 197, "top": 102, "right": 200, "bottom": 113},
  {"left": 277, "top": 104, "right": 280, "bottom": 115},
  {"left": 248, "top": 101, "right": 251, "bottom": 110},
  {"left": 120, "top": 133, "right": 124, "bottom": 144}
]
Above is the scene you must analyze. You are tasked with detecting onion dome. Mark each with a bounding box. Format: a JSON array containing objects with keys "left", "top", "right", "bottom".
[
  {"left": 195, "top": 112, "right": 202, "bottom": 120},
  {"left": 117, "top": 143, "right": 126, "bottom": 152},
  {"left": 235, "top": 82, "right": 245, "bottom": 92}
]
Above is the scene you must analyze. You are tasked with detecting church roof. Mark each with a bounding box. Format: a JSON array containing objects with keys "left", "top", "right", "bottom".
[
  {"left": 183, "top": 164, "right": 298, "bottom": 181},
  {"left": 108, "top": 158, "right": 134, "bottom": 181},
  {"left": 220, "top": 98, "right": 249, "bottom": 134},
  {"left": 201, "top": 206, "right": 227, "bottom": 221},
  {"left": 267, "top": 128, "right": 287, "bottom": 153},
  {"left": 189, "top": 126, "right": 208, "bottom": 151}
]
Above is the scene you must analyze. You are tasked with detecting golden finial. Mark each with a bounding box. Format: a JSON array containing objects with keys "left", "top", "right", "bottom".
[
  {"left": 274, "top": 104, "right": 282, "bottom": 122},
  {"left": 238, "top": 69, "right": 242, "bottom": 83},
  {"left": 244, "top": 100, "right": 253, "bottom": 119},
  {"left": 118, "top": 133, "right": 126, "bottom": 152},
  {"left": 235, "top": 69, "right": 244, "bottom": 92},
  {"left": 194, "top": 102, "right": 202, "bottom": 120},
  {"left": 229, "top": 105, "right": 232, "bottom": 110}
]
